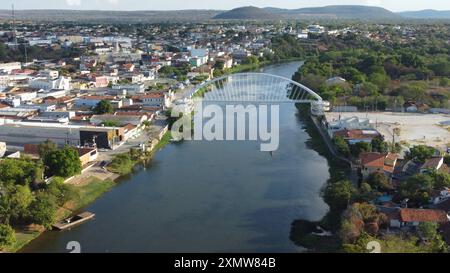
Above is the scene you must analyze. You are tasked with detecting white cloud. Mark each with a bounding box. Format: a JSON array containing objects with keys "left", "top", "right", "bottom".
[{"left": 66, "top": 0, "right": 82, "bottom": 6}]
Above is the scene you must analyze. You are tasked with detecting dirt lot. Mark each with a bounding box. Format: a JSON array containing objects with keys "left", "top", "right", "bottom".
[{"left": 325, "top": 112, "right": 450, "bottom": 151}]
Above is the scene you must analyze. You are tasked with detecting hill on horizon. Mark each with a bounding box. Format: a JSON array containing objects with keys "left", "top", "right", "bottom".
[
  {"left": 398, "top": 9, "right": 450, "bottom": 19},
  {"left": 1, "top": 5, "right": 450, "bottom": 23},
  {"left": 213, "top": 6, "right": 279, "bottom": 20},
  {"left": 268, "top": 5, "right": 400, "bottom": 20}
]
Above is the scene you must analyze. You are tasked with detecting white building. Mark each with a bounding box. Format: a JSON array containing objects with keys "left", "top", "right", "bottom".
[
  {"left": 327, "top": 116, "right": 373, "bottom": 138},
  {"left": 112, "top": 84, "right": 145, "bottom": 95},
  {"left": 0, "top": 62, "right": 21, "bottom": 74},
  {"left": 30, "top": 76, "right": 71, "bottom": 91}
]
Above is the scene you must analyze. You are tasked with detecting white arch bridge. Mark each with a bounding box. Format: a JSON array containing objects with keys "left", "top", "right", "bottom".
[{"left": 181, "top": 73, "right": 328, "bottom": 115}]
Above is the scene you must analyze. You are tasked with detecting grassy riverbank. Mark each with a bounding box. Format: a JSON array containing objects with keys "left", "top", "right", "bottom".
[
  {"left": 13, "top": 131, "right": 173, "bottom": 253},
  {"left": 7, "top": 177, "right": 116, "bottom": 253}
]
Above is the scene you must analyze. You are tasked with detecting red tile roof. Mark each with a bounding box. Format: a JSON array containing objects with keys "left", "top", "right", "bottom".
[
  {"left": 399, "top": 209, "right": 449, "bottom": 223},
  {"left": 334, "top": 129, "right": 380, "bottom": 140},
  {"left": 360, "top": 152, "right": 388, "bottom": 168},
  {"left": 360, "top": 152, "right": 398, "bottom": 174}
]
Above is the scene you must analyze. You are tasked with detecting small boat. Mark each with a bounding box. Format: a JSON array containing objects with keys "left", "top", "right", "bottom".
[{"left": 52, "top": 212, "right": 95, "bottom": 231}]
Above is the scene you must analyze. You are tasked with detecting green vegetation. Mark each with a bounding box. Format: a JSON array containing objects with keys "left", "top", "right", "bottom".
[
  {"left": 43, "top": 146, "right": 82, "bottom": 178},
  {"left": 0, "top": 224, "right": 16, "bottom": 250},
  {"left": 323, "top": 180, "right": 357, "bottom": 212},
  {"left": 66, "top": 177, "right": 115, "bottom": 211},
  {"left": 102, "top": 120, "right": 121, "bottom": 127},
  {"left": 0, "top": 42, "right": 82, "bottom": 63},
  {"left": 153, "top": 132, "right": 172, "bottom": 152},
  {"left": 108, "top": 153, "right": 136, "bottom": 176},
  {"left": 332, "top": 136, "right": 350, "bottom": 156},
  {"left": 93, "top": 100, "right": 114, "bottom": 115},
  {"left": 292, "top": 28, "right": 450, "bottom": 110},
  {"left": 159, "top": 64, "right": 190, "bottom": 80},
  {"left": 407, "top": 145, "right": 437, "bottom": 164}
]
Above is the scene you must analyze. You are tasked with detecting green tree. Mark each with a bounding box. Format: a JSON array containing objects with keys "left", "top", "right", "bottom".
[
  {"left": 418, "top": 222, "right": 448, "bottom": 252},
  {"left": 333, "top": 136, "right": 350, "bottom": 157},
  {"left": 399, "top": 174, "right": 434, "bottom": 205},
  {"left": 324, "top": 180, "right": 357, "bottom": 211},
  {"left": 0, "top": 158, "right": 43, "bottom": 187},
  {"left": 358, "top": 182, "right": 375, "bottom": 202},
  {"left": 371, "top": 137, "right": 388, "bottom": 153},
  {"left": 360, "top": 82, "right": 379, "bottom": 97},
  {"left": 350, "top": 142, "right": 371, "bottom": 157},
  {"left": 43, "top": 147, "right": 82, "bottom": 178},
  {"left": 366, "top": 172, "right": 392, "bottom": 192},
  {"left": 93, "top": 100, "right": 114, "bottom": 115},
  {"left": 45, "top": 177, "right": 79, "bottom": 207},
  {"left": 439, "top": 78, "right": 450, "bottom": 87},
  {"left": 27, "top": 192, "right": 58, "bottom": 229},
  {"left": 214, "top": 60, "right": 225, "bottom": 70},
  {"left": 0, "top": 224, "right": 15, "bottom": 249},
  {"left": 408, "top": 145, "right": 435, "bottom": 164},
  {"left": 242, "top": 56, "right": 259, "bottom": 66},
  {"left": 108, "top": 153, "right": 134, "bottom": 175},
  {"left": 9, "top": 185, "right": 34, "bottom": 223},
  {"left": 369, "top": 72, "right": 390, "bottom": 93},
  {"left": 38, "top": 140, "right": 58, "bottom": 159},
  {"left": 430, "top": 171, "right": 450, "bottom": 190}
]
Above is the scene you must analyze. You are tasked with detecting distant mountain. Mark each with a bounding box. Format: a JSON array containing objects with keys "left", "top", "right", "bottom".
[
  {"left": 3, "top": 5, "right": 446, "bottom": 23},
  {"left": 266, "top": 5, "right": 400, "bottom": 20},
  {"left": 0, "top": 9, "right": 222, "bottom": 23},
  {"left": 398, "top": 9, "right": 450, "bottom": 19},
  {"left": 213, "top": 6, "right": 279, "bottom": 20}
]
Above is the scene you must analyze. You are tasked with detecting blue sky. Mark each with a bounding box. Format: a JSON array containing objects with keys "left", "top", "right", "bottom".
[{"left": 3, "top": 0, "right": 450, "bottom": 12}]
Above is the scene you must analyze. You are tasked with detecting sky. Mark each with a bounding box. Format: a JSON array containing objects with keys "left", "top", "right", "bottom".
[{"left": 2, "top": 0, "right": 450, "bottom": 12}]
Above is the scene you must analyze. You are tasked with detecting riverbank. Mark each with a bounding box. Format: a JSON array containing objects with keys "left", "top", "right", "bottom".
[
  {"left": 289, "top": 104, "right": 352, "bottom": 252},
  {"left": 220, "top": 57, "right": 304, "bottom": 75},
  {"left": 10, "top": 129, "right": 173, "bottom": 253}
]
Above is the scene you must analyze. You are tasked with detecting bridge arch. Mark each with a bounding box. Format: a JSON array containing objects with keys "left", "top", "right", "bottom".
[{"left": 185, "top": 72, "right": 323, "bottom": 104}]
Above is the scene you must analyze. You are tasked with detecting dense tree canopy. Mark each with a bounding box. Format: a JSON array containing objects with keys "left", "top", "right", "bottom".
[
  {"left": 43, "top": 147, "right": 82, "bottom": 178},
  {"left": 93, "top": 100, "right": 114, "bottom": 115},
  {"left": 324, "top": 180, "right": 357, "bottom": 211}
]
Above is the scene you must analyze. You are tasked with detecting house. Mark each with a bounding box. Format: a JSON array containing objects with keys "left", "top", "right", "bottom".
[
  {"left": 30, "top": 76, "right": 71, "bottom": 91},
  {"left": 420, "top": 157, "right": 444, "bottom": 174},
  {"left": 0, "top": 62, "right": 22, "bottom": 74},
  {"left": 94, "top": 76, "right": 110, "bottom": 88},
  {"left": 90, "top": 114, "right": 148, "bottom": 126},
  {"left": 360, "top": 152, "right": 399, "bottom": 180},
  {"left": 386, "top": 208, "right": 449, "bottom": 228},
  {"left": 327, "top": 116, "right": 372, "bottom": 138},
  {"left": 431, "top": 189, "right": 450, "bottom": 206},
  {"left": 112, "top": 84, "right": 145, "bottom": 95},
  {"left": 333, "top": 129, "right": 380, "bottom": 145},
  {"left": 75, "top": 95, "right": 116, "bottom": 108},
  {"left": 123, "top": 123, "right": 139, "bottom": 140},
  {"left": 132, "top": 93, "right": 166, "bottom": 107}
]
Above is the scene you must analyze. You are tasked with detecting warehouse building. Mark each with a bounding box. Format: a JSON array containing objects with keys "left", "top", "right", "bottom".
[{"left": 0, "top": 122, "right": 124, "bottom": 149}]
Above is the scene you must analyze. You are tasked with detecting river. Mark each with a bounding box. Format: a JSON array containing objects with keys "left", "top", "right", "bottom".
[{"left": 21, "top": 61, "right": 330, "bottom": 253}]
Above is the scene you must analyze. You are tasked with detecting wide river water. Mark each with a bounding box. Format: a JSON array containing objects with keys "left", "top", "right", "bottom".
[{"left": 22, "top": 61, "right": 330, "bottom": 253}]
